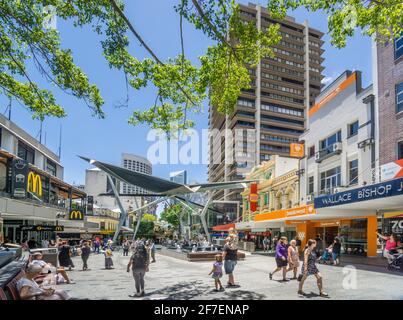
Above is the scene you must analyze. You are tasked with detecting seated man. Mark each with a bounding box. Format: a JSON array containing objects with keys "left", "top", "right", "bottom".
[
  {"left": 31, "top": 252, "right": 74, "bottom": 284},
  {"left": 17, "top": 264, "right": 71, "bottom": 300}
]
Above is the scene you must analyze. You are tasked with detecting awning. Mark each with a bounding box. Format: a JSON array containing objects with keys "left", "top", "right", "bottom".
[
  {"left": 212, "top": 223, "right": 235, "bottom": 231},
  {"left": 235, "top": 221, "right": 254, "bottom": 230},
  {"left": 1, "top": 213, "right": 55, "bottom": 222},
  {"left": 384, "top": 211, "right": 403, "bottom": 219}
]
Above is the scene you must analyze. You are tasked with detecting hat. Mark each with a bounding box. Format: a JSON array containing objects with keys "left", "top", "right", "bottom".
[{"left": 32, "top": 252, "right": 42, "bottom": 256}]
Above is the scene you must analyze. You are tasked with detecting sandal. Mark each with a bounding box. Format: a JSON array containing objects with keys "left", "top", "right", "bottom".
[{"left": 320, "top": 291, "right": 329, "bottom": 297}]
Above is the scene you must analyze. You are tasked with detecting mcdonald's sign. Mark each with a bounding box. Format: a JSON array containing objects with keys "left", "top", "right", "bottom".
[
  {"left": 55, "top": 225, "right": 64, "bottom": 232},
  {"left": 27, "top": 172, "right": 42, "bottom": 197},
  {"left": 69, "top": 210, "right": 83, "bottom": 220}
]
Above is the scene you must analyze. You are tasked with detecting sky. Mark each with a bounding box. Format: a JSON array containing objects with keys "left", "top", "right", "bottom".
[{"left": 1, "top": 0, "right": 373, "bottom": 186}]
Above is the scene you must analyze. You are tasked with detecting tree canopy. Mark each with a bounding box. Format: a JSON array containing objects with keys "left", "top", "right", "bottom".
[
  {"left": 1, "top": 0, "right": 401, "bottom": 131},
  {"left": 159, "top": 203, "right": 183, "bottom": 230}
]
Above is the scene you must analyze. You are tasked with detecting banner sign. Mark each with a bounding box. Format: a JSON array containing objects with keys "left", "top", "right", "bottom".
[
  {"left": 249, "top": 183, "right": 258, "bottom": 212},
  {"left": 290, "top": 143, "right": 304, "bottom": 158},
  {"left": 314, "top": 177, "right": 403, "bottom": 208},
  {"left": 11, "top": 159, "right": 29, "bottom": 198},
  {"left": 20, "top": 225, "right": 64, "bottom": 232},
  {"left": 27, "top": 171, "right": 43, "bottom": 197},
  {"left": 380, "top": 159, "right": 403, "bottom": 181}
]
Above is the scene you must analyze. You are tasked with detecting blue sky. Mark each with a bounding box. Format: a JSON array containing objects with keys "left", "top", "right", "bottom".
[{"left": 1, "top": 0, "right": 373, "bottom": 185}]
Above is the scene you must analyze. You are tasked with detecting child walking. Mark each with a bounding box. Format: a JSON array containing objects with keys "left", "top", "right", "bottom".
[{"left": 209, "top": 254, "right": 224, "bottom": 292}]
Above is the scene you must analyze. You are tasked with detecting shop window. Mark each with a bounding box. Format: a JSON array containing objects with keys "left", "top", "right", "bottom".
[
  {"left": 397, "top": 140, "right": 403, "bottom": 160},
  {"left": 320, "top": 166, "right": 341, "bottom": 193},
  {"left": 395, "top": 34, "right": 403, "bottom": 60},
  {"left": 397, "top": 82, "right": 403, "bottom": 113},
  {"left": 349, "top": 159, "right": 359, "bottom": 185},
  {"left": 348, "top": 121, "right": 359, "bottom": 138},
  {"left": 308, "top": 146, "right": 315, "bottom": 158},
  {"left": 308, "top": 176, "right": 314, "bottom": 195},
  {"left": 339, "top": 219, "right": 368, "bottom": 256},
  {"left": 17, "top": 140, "right": 35, "bottom": 164}
]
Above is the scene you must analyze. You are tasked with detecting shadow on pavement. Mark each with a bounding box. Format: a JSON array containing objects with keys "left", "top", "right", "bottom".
[
  {"left": 221, "top": 290, "right": 266, "bottom": 300},
  {"left": 146, "top": 280, "right": 210, "bottom": 300}
]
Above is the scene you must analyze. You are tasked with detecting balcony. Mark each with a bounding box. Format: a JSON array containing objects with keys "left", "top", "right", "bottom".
[{"left": 315, "top": 142, "right": 342, "bottom": 163}]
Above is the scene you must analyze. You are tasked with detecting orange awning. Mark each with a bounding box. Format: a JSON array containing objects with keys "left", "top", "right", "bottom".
[{"left": 212, "top": 223, "right": 235, "bottom": 231}]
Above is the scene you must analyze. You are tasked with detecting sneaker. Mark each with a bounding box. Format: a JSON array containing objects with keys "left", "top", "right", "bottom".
[
  {"left": 140, "top": 291, "right": 145, "bottom": 297},
  {"left": 320, "top": 291, "right": 329, "bottom": 297}
]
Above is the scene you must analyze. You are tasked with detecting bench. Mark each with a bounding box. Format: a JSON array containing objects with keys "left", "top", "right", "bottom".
[
  {"left": 4, "top": 270, "right": 25, "bottom": 300},
  {"left": 0, "top": 287, "right": 7, "bottom": 300}
]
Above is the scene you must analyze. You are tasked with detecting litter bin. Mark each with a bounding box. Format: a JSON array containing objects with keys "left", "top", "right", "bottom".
[{"left": 29, "top": 248, "right": 59, "bottom": 267}]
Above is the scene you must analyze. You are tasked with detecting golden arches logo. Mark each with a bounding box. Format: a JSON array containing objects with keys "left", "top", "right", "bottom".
[
  {"left": 27, "top": 172, "right": 42, "bottom": 196},
  {"left": 55, "top": 226, "right": 63, "bottom": 231},
  {"left": 70, "top": 210, "right": 83, "bottom": 220}
]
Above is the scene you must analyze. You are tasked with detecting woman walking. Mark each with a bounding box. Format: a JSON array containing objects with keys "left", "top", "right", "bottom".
[
  {"left": 298, "top": 239, "right": 328, "bottom": 297},
  {"left": 332, "top": 237, "right": 341, "bottom": 265},
  {"left": 286, "top": 239, "right": 299, "bottom": 279},
  {"left": 58, "top": 241, "right": 75, "bottom": 271},
  {"left": 269, "top": 236, "right": 288, "bottom": 282}
]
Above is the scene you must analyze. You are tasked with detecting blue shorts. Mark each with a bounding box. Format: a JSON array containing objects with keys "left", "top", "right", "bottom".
[
  {"left": 224, "top": 260, "right": 237, "bottom": 275},
  {"left": 332, "top": 252, "right": 340, "bottom": 260}
]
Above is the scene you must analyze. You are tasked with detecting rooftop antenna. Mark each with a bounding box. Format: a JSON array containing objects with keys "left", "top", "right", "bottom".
[
  {"left": 8, "top": 97, "right": 11, "bottom": 120},
  {"left": 39, "top": 119, "right": 43, "bottom": 144},
  {"left": 58, "top": 123, "right": 62, "bottom": 159}
]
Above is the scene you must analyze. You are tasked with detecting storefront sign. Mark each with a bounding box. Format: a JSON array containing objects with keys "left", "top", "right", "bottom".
[
  {"left": 27, "top": 171, "right": 42, "bottom": 197},
  {"left": 11, "top": 159, "right": 28, "bottom": 198},
  {"left": 69, "top": 210, "right": 84, "bottom": 220},
  {"left": 290, "top": 143, "right": 304, "bottom": 158},
  {"left": 20, "top": 225, "right": 64, "bottom": 232},
  {"left": 314, "top": 177, "right": 403, "bottom": 208},
  {"left": 255, "top": 205, "right": 316, "bottom": 222},
  {"left": 380, "top": 159, "right": 403, "bottom": 181}
]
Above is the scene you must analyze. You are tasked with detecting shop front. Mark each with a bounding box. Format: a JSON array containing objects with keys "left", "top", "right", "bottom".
[{"left": 382, "top": 211, "right": 403, "bottom": 243}]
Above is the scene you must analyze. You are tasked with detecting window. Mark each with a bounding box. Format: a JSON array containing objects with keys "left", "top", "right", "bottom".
[
  {"left": 320, "top": 166, "right": 341, "bottom": 193},
  {"left": 308, "top": 146, "right": 315, "bottom": 158},
  {"left": 395, "top": 34, "right": 403, "bottom": 60},
  {"left": 349, "top": 159, "right": 359, "bottom": 185},
  {"left": 398, "top": 141, "right": 403, "bottom": 159},
  {"left": 17, "top": 141, "right": 35, "bottom": 164},
  {"left": 308, "top": 176, "right": 314, "bottom": 195},
  {"left": 46, "top": 159, "right": 57, "bottom": 176},
  {"left": 348, "top": 121, "right": 359, "bottom": 137},
  {"left": 320, "top": 131, "right": 342, "bottom": 151},
  {"left": 397, "top": 82, "right": 403, "bottom": 113}
]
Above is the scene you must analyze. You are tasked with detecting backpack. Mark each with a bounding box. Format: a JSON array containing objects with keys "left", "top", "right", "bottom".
[{"left": 131, "top": 244, "right": 147, "bottom": 269}]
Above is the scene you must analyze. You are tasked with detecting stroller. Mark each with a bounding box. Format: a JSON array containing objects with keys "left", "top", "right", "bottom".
[
  {"left": 317, "top": 247, "right": 333, "bottom": 265},
  {"left": 387, "top": 248, "right": 403, "bottom": 272}
]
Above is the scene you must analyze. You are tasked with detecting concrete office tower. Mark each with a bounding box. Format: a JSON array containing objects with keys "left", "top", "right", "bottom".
[
  {"left": 373, "top": 34, "right": 403, "bottom": 165},
  {"left": 170, "top": 170, "right": 187, "bottom": 184},
  {"left": 120, "top": 153, "right": 152, "bottom": 195},
  {"left": 208, "top": 2, "right": 325, "bottom": 204}
]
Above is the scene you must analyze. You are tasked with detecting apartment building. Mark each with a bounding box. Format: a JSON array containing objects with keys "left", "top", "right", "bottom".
[
  {"left": 208, "top": 2, "right": 324, "bottom": 205},
  {"left": 121, "top": 153, "right": 152, "bottom": 195}
]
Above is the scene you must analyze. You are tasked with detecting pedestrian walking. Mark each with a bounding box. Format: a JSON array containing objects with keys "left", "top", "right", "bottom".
[
  {"left": 93, "top": 239, "right": 100, "bottom": 254},
  {"left": 150, "top": 240, "right": 156, "bottom": 263},
  {"left": 58, "top": 242, "right": 75, "bottom": 271},
  {"left": 286, "top": 240, "right": 300, "bottom": 279},
  {"left": 209, "top": 254, "right": 224, "bottom": 292},
  {"left": 269, "top": 236, "right": 289, "bottom": 282},
  {"left": 122, "top": 239, "right": 130, "bottom": 256},
  {"left": 41, "top": 239, "right": 49, "bottom": 248},
  {"left": 28, "top": 237, "right": 37, "bottom": 249},
  {"left": 104, "top": 248, "right": 114, "bottom": 269},
  {"left": 127, "top": 241, "right": 149, "bottom": 297},
  {"left": 81, "top": 241, "right": 91, "bottom": 271},
  {"left": 298, "top": 239, "right": 328, "bottom": 297},
  {"left": 222, "top": 234, "right": 238, "bottom": 287},
  {"left": 262, "top": 237, "right": 268, "bottom": 252},
  {"left": 331, "top": 237, "right": 341, "bottom": 265}
]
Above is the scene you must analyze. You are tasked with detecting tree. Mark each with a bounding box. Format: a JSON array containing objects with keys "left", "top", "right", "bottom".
[
  {"left": 160, "top": 203, "right": 183, "bottom": 230},
  {"left": 135, "top": 213, "right": 156, "bottom": 237},
  {"left": 1, "top": 1, "right": 401, "bottom": 131}
]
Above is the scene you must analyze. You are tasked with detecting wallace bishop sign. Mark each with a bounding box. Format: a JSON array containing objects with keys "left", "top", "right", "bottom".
[{"left": 314, "top": 178, "right": 403, "bottom": 209}]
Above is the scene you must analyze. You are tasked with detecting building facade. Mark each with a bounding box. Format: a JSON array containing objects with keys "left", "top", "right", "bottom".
[
  {"left": 208, "top": 2, "right": 324, "bottom": 206},
  {"left": 121, "top": 153, "right": 152, "bottom": 195},
  {"left": 374, "top": 34, "right": 403, "bottom": 165},
  {"left": 169, "top": 170, "right": 187, "bottom": 185},
  {"left": 0, "top": 114, "right": 88, "bottom": 243}
]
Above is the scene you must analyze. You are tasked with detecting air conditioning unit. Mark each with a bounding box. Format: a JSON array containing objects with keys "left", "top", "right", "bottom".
[
  {"left": 315, "top": 152, "right": 321, "bottom": 161},
  {"left": 306, "top": 194, "right": 313, "bottom": 202},
  {"left": 332, "top": 142, "right": 342, "bottom": 153},
  {"left": 333, "top": 187, "right": 343, "bottom": 193}
]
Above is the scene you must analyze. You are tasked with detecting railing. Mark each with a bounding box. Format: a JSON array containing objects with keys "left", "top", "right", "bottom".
[{"left": 315, "top": 142, "right": 342, "bottom": 163}]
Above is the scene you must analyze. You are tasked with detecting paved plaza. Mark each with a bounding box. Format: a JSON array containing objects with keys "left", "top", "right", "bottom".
[{"left": 61, "top": 250, "right": 403, "bottom": 300}]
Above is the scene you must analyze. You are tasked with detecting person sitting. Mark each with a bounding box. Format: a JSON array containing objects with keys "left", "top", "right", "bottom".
[
  {"left": 31, "top": 252, "right": 74, "bottom": 284},
  {"left": 17, "top": 264, "right": 71, "bottom": 300}
]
